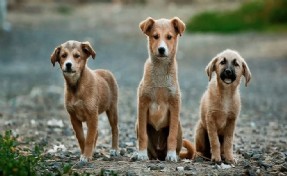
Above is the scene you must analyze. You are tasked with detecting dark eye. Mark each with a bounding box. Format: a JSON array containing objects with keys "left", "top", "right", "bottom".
[
  {"left": 220, "top": 58, "right": 226, "bottom": 65},
  {"left": 153, "top": 34, "right": 159, "bottom": 40},
  {"left": 74, "top": 54, "right": 80, "bottom": 58},
  {"left": 233, "top": 59, "right": 239, "bottom": 67},
  {"left": 167, "top": 35, "right": 172, "bottom": 40},
  {"left": 61, "top": 53, "right": 67, "bottom": 58}
]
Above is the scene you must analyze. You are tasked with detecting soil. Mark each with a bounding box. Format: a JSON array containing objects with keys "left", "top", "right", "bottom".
[{"left": 0, "top": 2, "right": 287, "bottom": 175}]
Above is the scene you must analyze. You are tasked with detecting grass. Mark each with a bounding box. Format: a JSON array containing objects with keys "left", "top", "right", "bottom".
[{"left": 187, "top": 0, "right": 287, "bottom": 33}]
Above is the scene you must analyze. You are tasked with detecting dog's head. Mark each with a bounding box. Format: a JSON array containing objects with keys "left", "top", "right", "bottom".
[
  {"left": 205, "top": 49, "right": 251, "bottom": 87},
  {"left": 50, "top": 40, "right": 96, "bottom": 76},
  {"left": 139, "top": 17, "right": 185, "bottom": 61}
]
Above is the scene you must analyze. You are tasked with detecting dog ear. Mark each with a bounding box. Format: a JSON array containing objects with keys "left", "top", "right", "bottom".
[
  {"left": 242, "top": 60, "right": 251, "bottom": 87},
  {"left": 50, "top": 46, "right": 61, "bottom": 67},
  {"left": 81, "top": 41, "right": 96, "bottom": 59},
  {"left": 139, "top": 17, "right": 155, "bottom": 35},
  {"left": 171, "top": 17, "right": 186, "bottom": 36},
  {"left": 205, "top": 57, "right": 218, "bottom": 81}
]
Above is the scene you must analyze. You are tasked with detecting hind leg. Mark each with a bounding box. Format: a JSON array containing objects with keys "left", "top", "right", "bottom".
[
  {"left": 106, "top": 104, "right": 119, "bottom": 153},
  {"left": 195, "top": 121, "right": 210, "bottom": 158}
]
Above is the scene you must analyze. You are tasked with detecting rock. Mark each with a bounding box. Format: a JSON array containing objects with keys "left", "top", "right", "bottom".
[
  {"left": 148, "top": 164, "right": 164, "bottom": 171},
  {"left": 280, "top": 163, "right": 287, "bottom": 172},
  {"left": 176, "top": 166, "right": 184, "bottom": 171},
  {"left": 125, "top": 142, "right": 134, "bottom": 147},
  {"left": 184, "top": 165, "right": 193, "bottom": 170},
  {"left": 101, "top": 168, "right": 117, "bottom": 175},
  {"left": 252, "top": 154, "right": 262, "bottom": 160},
  {"left": 126, "top": 171, "right": 138, "bottom": 176},
  {"left": 243, "top": 151, "right": 254, "bottom": 159},
  {"left": 130, "top": 153, "right": 138, "bottom": 162},
  {"left": 271, "top": 152, "right": 285, "bottom": 164},
  {"left": 258, "top": 160, "right": 272, "bottom": 169},
  {"left": 47, "top": 119, "right": 64, "bottom": 128},
  {"left": 126, "top": 147, "right": 136, "bottom": 153},
  {"left": 120, "top": 148, "right": 126, "bottom": 156},
  {"left": 243, "top": 161, "right": 251, "bottom": 169}
]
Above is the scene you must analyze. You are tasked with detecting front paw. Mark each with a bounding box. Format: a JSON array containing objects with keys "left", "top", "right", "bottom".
[
  {"left": 211, "top": 154, "right": 222, "bottom": 164},
  {"left": 166, "top": 150, "right": 178, "bottom": 162},
  {"left": 80, "top": 154, "right": 92, "bottom": 163},
  {"left": 131, "top": 150, "right": 149, "bottom": 161},
  {"left": 225, "top": 156, "right": 237, "bottom": 164}
]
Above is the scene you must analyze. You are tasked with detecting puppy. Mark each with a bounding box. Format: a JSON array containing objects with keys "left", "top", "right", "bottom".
[
  {"left": 50, "top": 40, "right": 119, "bottom": 162},
  {"left": 135, "top": 17, "right": 195, "bottom": 162},
  {"left": 195, "top": 49, "right": 251, "bottom": 164}
]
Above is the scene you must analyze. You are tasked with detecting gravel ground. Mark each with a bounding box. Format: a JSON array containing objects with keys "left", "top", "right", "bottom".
[{"left": 0, "top": 2, "right": 287, "bottom": 175}]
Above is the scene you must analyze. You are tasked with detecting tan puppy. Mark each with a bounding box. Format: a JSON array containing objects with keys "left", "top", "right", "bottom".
[
  {"left": 50, "top": 40, "right": 119, "bottom": 162},
  {"left": 195, "top": 49, "right": 251, "bottom": 164},
  {"left": 134, "top": 17, "right": 195, "bottom": 162}
]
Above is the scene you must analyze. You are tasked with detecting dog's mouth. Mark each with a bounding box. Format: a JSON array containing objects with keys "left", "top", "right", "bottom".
[
  {"left": 156, "top": 54, "right": 168, "bottom": 59},
  {"left": 63, "top": 70, "right": 76, "bottom": 74},
  {"left": 220, "top": 71, "right": 236, "bottom": 84}
]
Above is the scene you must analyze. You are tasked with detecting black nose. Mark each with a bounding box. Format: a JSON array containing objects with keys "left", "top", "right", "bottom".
[
  {"left": 158, "top": 47, "right": 165, "bottom": 55},
  {"left": 66, "top": 62, "right": 72, "bottom": 69},
  {"left": 225, "top": 69, "right": 232, "bottom": 75}
]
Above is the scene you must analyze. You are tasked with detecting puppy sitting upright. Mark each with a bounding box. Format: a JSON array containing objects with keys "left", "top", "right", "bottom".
[
  {"left": 50, "top": 40, "right": 119, "bottom": 162},
  {"left": 195, "top": 49, "right": 251, "bottom": 164},
  {"left": 135, "top": 17, "right": 195, "bottom": 162}
]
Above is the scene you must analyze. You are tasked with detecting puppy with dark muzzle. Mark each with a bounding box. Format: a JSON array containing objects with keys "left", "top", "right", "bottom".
[
  {"left": 195, "top": 49, "right": 251, "bottom": 164},
  {"left": 50, "top": 40, "right": 119, "bottom": 162}
]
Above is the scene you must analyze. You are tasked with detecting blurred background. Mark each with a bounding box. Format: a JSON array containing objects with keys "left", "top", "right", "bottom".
[{"left": 0, "top": 0, "right": 286, "bottom": 168}]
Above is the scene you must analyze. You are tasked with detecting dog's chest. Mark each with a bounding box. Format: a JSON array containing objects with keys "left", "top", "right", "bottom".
[
  {"left": 147, "top": 88, "right": 171, "bottom": 131},
  {"left": 66, "top": 99, "right": 87, "bottom": 122}
]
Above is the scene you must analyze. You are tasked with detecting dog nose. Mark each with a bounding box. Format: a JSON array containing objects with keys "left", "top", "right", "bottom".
[
  {"left": 66, "top": 62, "right": 72, "bottom": 70},
  {"left": 225, "top": 69, "right": 232, "bottom": 75},
  {"left": 158, "top": 47, "right": 165, "bottom": 55}
]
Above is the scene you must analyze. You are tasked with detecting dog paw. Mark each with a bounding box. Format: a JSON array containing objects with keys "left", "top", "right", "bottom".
[
  {"left": 110, "top": 149, "right": 119, "bottom": 157},
  {"left": 166, "top": 150, "right": 178, "bottom": 162},
  {"left": 131, "top": 150, "right": 148, "bottom": 161},
  {"left": 225, "top": 157, "right": 237, "bottom": 165},
  {"left": 211, "top": 155, "right": 222, "bottom": 164},
  {"left": 80, "top": 155, "right": 91, "bottom": 163}
]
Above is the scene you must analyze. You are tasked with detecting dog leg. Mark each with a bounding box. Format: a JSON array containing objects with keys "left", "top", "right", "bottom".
[
  {"left": 223, "top": 119, "right": 236, "bottom": 164},
  {"left": 81, "top": 114, "right": 98, "bottom": 162},
  {"left": 195, "top": 121, "right": 210, "bottom": 158},
  {"left": 206, "top": 114, "right": 221, "bottom": 163},
  {"left": 136, "top": 98, "right": 149, "bottom": 160},
  {"left": 106, "top": 106, "right": 119, "bottom": 156},
  {"left": 70, "top": 116, "right": 85, "bottom": 154},
  {"left": 166, "top": 102, "right": 179, "bottom": 162}
]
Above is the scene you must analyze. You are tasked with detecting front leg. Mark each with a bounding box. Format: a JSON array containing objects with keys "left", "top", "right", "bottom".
[
  {"left": 206, "top": 113, "right": 221, "bottom": 163},
  {"left": 136, "top": 96, "right": 149, "bottom": 160},
  {"left": 166, "top": 97, "right": 180, "bottom": 162},
  {"left": 70, "top": 114, "right": 85, "bottom": 154},
  {"left": 81, "top": 112, "right": 98, "bottom": 162},
  {"left": 223, "top": 118, "right": 236, "bottom": 164}
]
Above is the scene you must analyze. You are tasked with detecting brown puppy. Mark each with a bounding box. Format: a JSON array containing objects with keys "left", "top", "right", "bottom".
[
  {"left": 50, "top": 40, "right": 119, "bottom": 162},
  {"left": 195, "top": 49, "right": 251, "bottom": 164},
  {"left": 135, "top": 17, "right": 195, "bottom": 161}
]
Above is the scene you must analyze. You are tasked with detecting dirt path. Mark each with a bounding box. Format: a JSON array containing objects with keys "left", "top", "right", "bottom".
[{"left": 0, "top": 2, "right": 286, "bottom": 175}]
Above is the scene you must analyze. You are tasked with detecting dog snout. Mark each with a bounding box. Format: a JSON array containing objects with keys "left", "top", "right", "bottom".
[
  {"left": 225, "top": 68, "right": 232, "bottom": 76},
  {"left": 66, "top": 62, "right": 72, "bottom": 70},
  {"left": 158, "top": 47, "right": 165, "bottom": 55}
]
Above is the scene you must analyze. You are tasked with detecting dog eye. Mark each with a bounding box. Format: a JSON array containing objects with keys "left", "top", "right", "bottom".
[
  {"left": 220, "top": 60, "right": 226, "bottom": 65},
  {"left": 167, "top": 35, "right": 172, "bottom": 40},
  {"left": 61, "top": 53, "right": 67, "bottom": 58},
  {"left": 233, "top": 59, "right": 239, "bottom": 66},
  {"left": 74, "top": 54, "right": 80, "bottom": 58},
  {"left": 153, "top": 34, "right": 159, "bottom": 40}
]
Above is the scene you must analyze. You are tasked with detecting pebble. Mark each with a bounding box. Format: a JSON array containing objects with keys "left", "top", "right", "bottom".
[
  {"left": 126, "top": 147, "right": 136, "bottom": 154},
  {"left": 271, "top": 152, "right": 285, "bottom": 164},
  {"left": 184, "top": 165, "right": 193, "bottom": 170},
  {"left": 251, "top": 154, "right": 262, "bottom": 160},
  {"left": 243, "top": 151, "right": 254, "bottom": 159},
  {"left": 148, "top": 164, "right": 164, "bottom": 171},
  {"left": 120, "top": 148, "right": 126, "bottom": 156},
  {"left": 125, "top": 142, "right": 134, "bottom": 147},
  {"left": 176, "top": 166, "right": 184, "bottom": 171},
  {"left": 126, "top": 171, "right": 138, "bottom": 176},
  {"left": 280, "top": 163, "right": 287, "bottom": 172}
]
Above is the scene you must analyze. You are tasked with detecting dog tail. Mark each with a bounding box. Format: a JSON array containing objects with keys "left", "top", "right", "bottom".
[{"left": 179, "top": 139, "right": 196, "bottom": 160}]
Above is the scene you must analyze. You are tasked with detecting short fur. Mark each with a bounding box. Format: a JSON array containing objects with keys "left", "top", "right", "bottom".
[
  {"left": 135, "top": 17, "right": 195, "bottom": 162},
  {"left": 51, "top": 40, "right": 119, "bottom": 162},
  {"left": 195, "top": 49, "right": 251, "bottom": 164}
]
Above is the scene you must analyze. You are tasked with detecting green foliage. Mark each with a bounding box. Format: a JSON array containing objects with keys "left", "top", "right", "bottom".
[
  {"left": 0, "top": 130, "right": 43, "bottom": 176},
  {"left": 187, "top": 0, "right": 287, "bottom": 33}
]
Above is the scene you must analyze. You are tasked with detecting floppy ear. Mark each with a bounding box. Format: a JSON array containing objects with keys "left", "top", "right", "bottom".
[
  {"left": 171, "top": 17, "right": 186, "bottom": 36},
  {"left": 139, "top": 17, "right": 155, "bottom": 35},
  {"left": 81, "top": 41, "right": 96, "bottom": 59},
  {"left": 50, "top": 46, "right": 61, "bottom": 67},
  {"left": 242, "top": 60, "right": 251, "bottom": 87},
  {"left": 205, "top": 57, "right": 218, "bottom": 81}
]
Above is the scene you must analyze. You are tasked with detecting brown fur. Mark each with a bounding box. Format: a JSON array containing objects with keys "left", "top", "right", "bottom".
[
  {"left": 195, "top": 49, "right": 251, "bottom": 164},
  {"left": 135, "top": 17, "right": 195, "bottom": 161},
  {"left": 50, "top": 40, "right": 119, "bottom": 162}
]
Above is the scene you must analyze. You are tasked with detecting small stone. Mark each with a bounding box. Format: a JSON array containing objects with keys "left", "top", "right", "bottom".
[
  {"left": 243, "top": 151, "right": 254, "bottom": 159},
  {"left": 280, "top": 163, "right": 287, "bottom": 172},
  {"left": 271, "top": 152, "right": 285, "bottom": 164},
  {"left": 125, "top": 142, "right": 134, "bottom": 147},
  {"left": 252, "top": 154, "right": 262, "bottom": 160},
  {"left": 184, "top": 165, "right": 193, "bottom": 170},
  {"left": 176, "top": 166, "right": 184, "bottom": 171},
  {"left": 130, "top": 153, "right": 138, "bottom": 162},
  {"left": 120, "top": 149, "right": 126, "bottom": 156},
  {"left": 126, "top": 147, "right": 136, "bottom": 153},
  {"left": 148, "top": 164, "right": 164, "bottom": 170},
  {"left": 243, "top": 161, "right": 251, "bottom": 169},
  {"left": 126, "top": 171, "right": 137, "bottom": 176}
]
